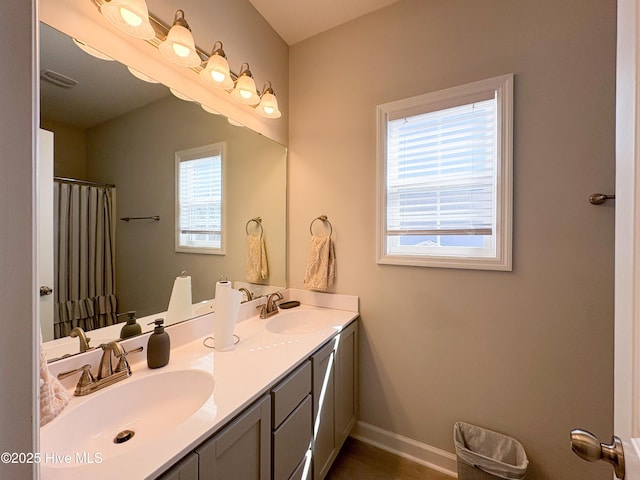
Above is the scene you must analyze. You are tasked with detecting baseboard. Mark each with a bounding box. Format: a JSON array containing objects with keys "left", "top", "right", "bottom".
[{"left": 350, "top": 421, "right": 458, "bottom": 478}]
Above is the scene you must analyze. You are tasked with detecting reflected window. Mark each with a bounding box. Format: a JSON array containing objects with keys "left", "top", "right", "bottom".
[{"left": 175, "top": 143, "right": 225, "bottom": 254}]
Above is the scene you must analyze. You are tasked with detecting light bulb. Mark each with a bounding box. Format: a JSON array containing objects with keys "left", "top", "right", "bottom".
[
  {"left": 231, "top": 72, "right": 259, "bottom": 105},
  {"left": 172, "top": 43, "right": 191, "bottom": 58},
  {"left": 120, "top": 6, "right": 142, "bottom": 26},
  {"left": 158, "top": 11, "right": 201, "bottom": 67},
  {"left": 199, "top": 49, "right": 233, "bottom": 89},
  {"left": 256, "top": 88, "right": 281, "bottom": 119},
  {"left": 100, "top": 0, "right": 154, "bottom": 40}
]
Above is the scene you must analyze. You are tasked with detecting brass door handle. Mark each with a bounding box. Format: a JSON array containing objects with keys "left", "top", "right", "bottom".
[{"left": 571, "top": 429, "right": 625, "bottom": 479}]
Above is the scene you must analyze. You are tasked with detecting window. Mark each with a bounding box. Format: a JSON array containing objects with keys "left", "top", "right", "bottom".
[
  {"left": 175, "top": 143, "right": 225, "bottom": 254},
  {"left": 376, "top": 74, "right": 513, "bottom": 270}
]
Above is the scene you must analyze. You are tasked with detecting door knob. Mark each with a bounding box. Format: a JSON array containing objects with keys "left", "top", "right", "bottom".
[
  {"left": 40, "top": 286, "right": 53, "bottom": 296},
  {"left": 571, "top": 429, "right": 625, "bottom": 479}
]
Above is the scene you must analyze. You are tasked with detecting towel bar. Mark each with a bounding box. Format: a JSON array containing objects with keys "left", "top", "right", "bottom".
[{"left": 120, "top": 216, "right": 160, "bottom": 222}]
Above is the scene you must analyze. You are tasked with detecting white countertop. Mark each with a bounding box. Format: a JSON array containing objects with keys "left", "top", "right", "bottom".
[{"left": 40, "top": 290, "right": 358, "bottom": 480}]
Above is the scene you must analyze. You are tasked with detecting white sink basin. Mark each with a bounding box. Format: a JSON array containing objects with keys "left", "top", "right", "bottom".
[
  {"left": 266, "top": 308, "right": 332, "bottom": 334},
  {"left": 41, "top": 369, "right": 215, "bottom": 467}
]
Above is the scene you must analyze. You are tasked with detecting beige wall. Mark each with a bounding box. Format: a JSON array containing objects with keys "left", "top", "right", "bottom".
[
  {"left": 0, "top": 1, "right": 37, "bottom": 479},
  {"left": 40, "top": 118, "right": 87, "bottom": 178},
  {"left": 86, "top": 95, "right": 287, "bottom": 317},
  {"left": 289, "top": 1, "right": 616, "bottom": 478}
]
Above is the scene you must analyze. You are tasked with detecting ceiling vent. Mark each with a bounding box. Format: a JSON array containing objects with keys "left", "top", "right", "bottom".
[{"left": 41, "top": 69, "right": 78, "bottom": 89}]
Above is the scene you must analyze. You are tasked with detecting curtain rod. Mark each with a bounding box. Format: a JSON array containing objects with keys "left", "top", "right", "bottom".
[{"left": 54, "top": 177, "right": 115, "bottom": 188}]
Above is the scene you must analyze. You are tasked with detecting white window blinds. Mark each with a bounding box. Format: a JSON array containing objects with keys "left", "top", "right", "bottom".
[
  {"left": 376, "top": 74, "right": 513, "bottom": 270},
  {"left": 176, "top": 143, "right": 224, "bottom": 253},
  {"left": 386, "top": 97, "right": 496, "bottom": 237}
]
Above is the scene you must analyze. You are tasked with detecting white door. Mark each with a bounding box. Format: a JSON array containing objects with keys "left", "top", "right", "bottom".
[
  {"left": 38, "top": 129, "right": 54, "bottom": 341},
  {"left": 571, "top": 1, "right": 640, "bottom": 478},
  {"left": 614, "top": 0, "right": 640, "bottom": 477}
]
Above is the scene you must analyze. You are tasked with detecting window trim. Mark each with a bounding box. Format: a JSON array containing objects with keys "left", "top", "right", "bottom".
[
  {"left": 376, "top": 74, "right": 513, "bottom": 271},
  {"left": 175, "top": 142, "right": 226, "bottom": 255}
]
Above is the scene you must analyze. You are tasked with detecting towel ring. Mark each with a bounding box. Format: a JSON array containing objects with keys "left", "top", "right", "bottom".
[
  {"left": 245, "top": 217, "right": 263, "bottom": 236},
  {"left": 310, "top": 215, "right": 333, "bottom": 237}
]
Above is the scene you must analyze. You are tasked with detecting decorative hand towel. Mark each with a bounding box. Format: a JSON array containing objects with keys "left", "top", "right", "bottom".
[
  {"left": 247, "top": 234, "right": 268, "bottom": 282},
  {"left": 39, "top": 334, "right": 70, "bottom": 426},
  {"left": 303, "top": 235, "right": 336, "bottom": 290}
]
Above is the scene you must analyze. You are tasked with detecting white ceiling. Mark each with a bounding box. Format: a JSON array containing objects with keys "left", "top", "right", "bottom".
[{"left": 247, "top": 0, "right": 401, "bottom": 45}]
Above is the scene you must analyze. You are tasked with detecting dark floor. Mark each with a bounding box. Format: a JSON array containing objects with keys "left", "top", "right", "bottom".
[{"left": 326, "top": 437, "right": 454, "bottom": 480}]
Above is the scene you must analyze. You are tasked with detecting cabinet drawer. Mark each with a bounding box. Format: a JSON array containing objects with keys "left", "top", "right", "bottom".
[
  {"left": 288, "top": 455, "right": 309, "bottom": 480},
  {"left": 156, "top": 452, "right": 198, "bottom": 480},
  {"left": 271, "top": 360, "right": 311, "bottom": 428},
  {"left": 272, "top": 395, "right": 312, "bottom": 480}
]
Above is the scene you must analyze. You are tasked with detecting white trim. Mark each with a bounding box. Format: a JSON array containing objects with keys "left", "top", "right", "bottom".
[
  {"left": 615, "top": 0, "right": 640, "bottom": 444},
  {"left": 351, "top": 421, "right": 458, "bottom": 478},
  {"left": 376, "top": 74, "right": 513, "bottom": 271}
]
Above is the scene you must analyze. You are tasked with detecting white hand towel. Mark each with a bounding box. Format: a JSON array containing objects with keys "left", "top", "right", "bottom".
[
  {"left": 247, "top": 234, "right": 268, "bottom": 282},
  {"left": 303, "top": 235, "right": 336, "bottom": 290},
  {"left": 39, "top": 333, "right": 70, "bottom": 426}
]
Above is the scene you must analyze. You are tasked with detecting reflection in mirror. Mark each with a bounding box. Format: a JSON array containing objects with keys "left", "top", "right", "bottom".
[{"left": 39, "top": 22, "right": 287, "bottom": 361}]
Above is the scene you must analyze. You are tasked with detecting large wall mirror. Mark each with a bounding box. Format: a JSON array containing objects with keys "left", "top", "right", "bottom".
[{"left": 39, "top": 22, "right": 287, "bottom": 360}]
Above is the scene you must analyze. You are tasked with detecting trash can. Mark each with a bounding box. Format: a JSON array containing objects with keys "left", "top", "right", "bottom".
[{"left": 454, "top": 422, "right": 528, "bottom": 480}]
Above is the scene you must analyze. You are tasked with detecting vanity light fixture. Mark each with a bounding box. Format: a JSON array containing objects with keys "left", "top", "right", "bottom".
[
  {"left": 227, "top": 118, "right": 245, "bottom": 127},
  {"left": 73, "top": 38, "right": 115, "bottom": 61},
  {"left": 158, "top": 10, "right": 202, "bottom": 68},
  {"left": 255, "top": 82, "right": 282, "bottom": 119},
  {"left": 199, "top": 41, "right": 234, "bottom": 90},
  {"left": 230, "top": 63, "right": 260, "bottom": 105},
  {"left": 91, "top": 0, "right": 282, "bottom": 120},
  {"left": 99, "top": 0, "right": 155, "bottom": 40},
  {"left": 170, "top": 87, "right": 195, "bottom": 102},
  {"left": 127, "top": 66, "right": 159, "bottom": 83},
  {"left": 201, "top": 104, "right": 222, "bottom": 115}
]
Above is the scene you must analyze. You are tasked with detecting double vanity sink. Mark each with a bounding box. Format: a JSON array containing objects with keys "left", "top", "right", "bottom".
[{"left": 41, "top": 292, "right": 358, "bottom": 479}]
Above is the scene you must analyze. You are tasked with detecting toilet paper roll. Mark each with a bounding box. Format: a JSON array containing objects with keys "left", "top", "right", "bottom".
[
  {"left": 166, "top": 274, "right": 193, "bottom": 325},
  {"left": 213, "top": 287, "right": 242, "bottom": 351}
]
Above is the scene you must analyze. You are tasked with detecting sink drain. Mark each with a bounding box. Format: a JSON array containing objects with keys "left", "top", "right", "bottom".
[{"left": 114, "top": 429, "right": 135, "bottom": 444}]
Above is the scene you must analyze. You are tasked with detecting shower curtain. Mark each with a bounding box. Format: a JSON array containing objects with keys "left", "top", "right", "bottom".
[{"left": 54, "top": 181, "right": 117, "bottom": 338}]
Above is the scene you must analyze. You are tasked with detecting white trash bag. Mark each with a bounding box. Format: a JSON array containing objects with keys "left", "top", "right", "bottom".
[{"left": 454, "top": 422, "right": 528, "bottom": 480}]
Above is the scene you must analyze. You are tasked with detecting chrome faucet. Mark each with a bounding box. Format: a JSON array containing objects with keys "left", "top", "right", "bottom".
[
  {"left": 238, "top": 287, "right": 254, "bottom": 303},
  {"left": 58, "top": 341, "right": 143, "bottom": 396},
  {"left": 259, "top": 292, "right": 283, "bottom": 319},
  {"left": 69, "top": 327, "right": 92, "bottom": 353}
]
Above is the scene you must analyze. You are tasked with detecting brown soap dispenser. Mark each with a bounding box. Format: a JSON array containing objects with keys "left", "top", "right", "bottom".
[{"left": 147, "top": 318, "right": 170, "bottom": 368}]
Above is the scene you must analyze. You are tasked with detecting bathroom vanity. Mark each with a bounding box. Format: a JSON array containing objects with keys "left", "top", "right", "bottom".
[{"left": 42, "top": 290, "right": 358, "bottom": 480}]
